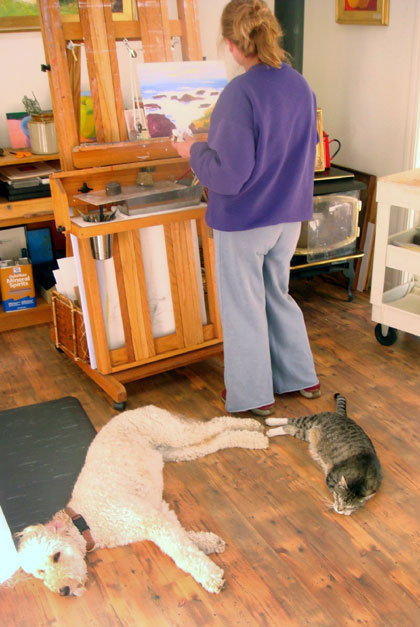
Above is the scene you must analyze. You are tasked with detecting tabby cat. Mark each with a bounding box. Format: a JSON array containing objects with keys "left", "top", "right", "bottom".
[{"left": 265, "top": 394, "right": 382, "bottom": 515}]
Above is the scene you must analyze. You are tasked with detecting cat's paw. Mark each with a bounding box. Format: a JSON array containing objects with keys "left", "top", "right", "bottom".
[
  {"left": 266, "top": 426, "right": 288, "bottom": 437},
  {"left": 265, "top": 417, "right": 288, "bottom": 426}
]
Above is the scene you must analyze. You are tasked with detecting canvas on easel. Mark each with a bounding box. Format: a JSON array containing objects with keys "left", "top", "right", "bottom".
[{"left": 138, "top": 60, "right": 227, "bottom": 138}]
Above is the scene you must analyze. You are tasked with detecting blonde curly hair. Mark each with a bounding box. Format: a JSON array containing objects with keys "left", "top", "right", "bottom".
[{"left": 221, "top": 0, "right": 289, "bottom": 68}]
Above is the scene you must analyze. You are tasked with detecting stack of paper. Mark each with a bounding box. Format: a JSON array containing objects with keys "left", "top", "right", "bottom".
[
  {"left": 0, "top": 161, "right": 59, "bottom": 201},
  {"left": 53, "top": 257, "right": 79, "bottom": 302}
]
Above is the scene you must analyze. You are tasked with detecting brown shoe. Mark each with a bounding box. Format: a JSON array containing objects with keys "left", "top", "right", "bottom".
[
  {"left": 222, "top": 389, "right": 275, "bottom": 416},
  {"left": 299, "top": 383, "right": 321, "bottom": 399}
]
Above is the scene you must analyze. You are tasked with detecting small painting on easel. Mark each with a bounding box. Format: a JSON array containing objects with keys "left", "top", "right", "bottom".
[
  {"left": 315, "top": 108, "right": 325, "bottom": 172},
  {"left": 137, "top": 61, "right": 227, "bottom": 139}
]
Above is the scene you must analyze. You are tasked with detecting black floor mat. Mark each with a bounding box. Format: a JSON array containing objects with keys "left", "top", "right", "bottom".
[{"left": 0, "top": 397, "right": 96, "bottom": 542}]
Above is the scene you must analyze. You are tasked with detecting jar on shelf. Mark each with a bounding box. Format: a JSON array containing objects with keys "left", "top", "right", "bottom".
[{"left": 27, "top": 111, "right": 58, "bottom": 154}]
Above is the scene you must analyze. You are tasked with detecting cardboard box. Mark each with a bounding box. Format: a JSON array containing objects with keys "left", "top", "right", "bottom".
[
  {"left": 39, "top": 284, "right": 55, "bottom": 304},
  {"left": 0, "top": 259, "right": 36, "bottom": 313},
  {"left": 0, "top": 226, "right": 27, "bottom": 261}
]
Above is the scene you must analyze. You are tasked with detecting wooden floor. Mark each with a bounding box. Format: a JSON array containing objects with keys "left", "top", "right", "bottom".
[{"left": 1, "top": 275, "right": 420, "bottom": 626}]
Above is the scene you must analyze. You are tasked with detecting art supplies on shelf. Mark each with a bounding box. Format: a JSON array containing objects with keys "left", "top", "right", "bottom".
[
  {"left": 0, "top": 160, "right": 59, "bottom": 201},
  {"left": 0, "top": 258, "right": 36, "bottom": 313},
  {"left": 0, "top": 161, "right": 58, "bottom": 180},
  {"left": 74, "top": 180, "right": 204, "bottom": 218}
]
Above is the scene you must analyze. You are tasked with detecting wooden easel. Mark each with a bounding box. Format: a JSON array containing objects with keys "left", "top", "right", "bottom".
[{"left": 37, "top": 0, "right": 223, "bottom": 409}]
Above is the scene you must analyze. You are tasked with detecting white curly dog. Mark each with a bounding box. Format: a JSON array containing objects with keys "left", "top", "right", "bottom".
[{"left": 16, "top": 405, "right": 268, "bottom": 597}]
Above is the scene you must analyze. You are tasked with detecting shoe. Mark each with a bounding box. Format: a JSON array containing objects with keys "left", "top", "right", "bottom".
[
  {"left": 221, "top": 389, "right": 275, "bottom": 417},
  {"left": 250, "top": 404, "right": 275, "bottom": 417},
  {"left": 299, "top": 383, "right": 321, "bottom": 399}
]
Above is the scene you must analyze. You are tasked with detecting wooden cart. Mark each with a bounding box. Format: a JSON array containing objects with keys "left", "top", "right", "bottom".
[{"left": 38, "top": 0, "right": 223, "bottom": 408}]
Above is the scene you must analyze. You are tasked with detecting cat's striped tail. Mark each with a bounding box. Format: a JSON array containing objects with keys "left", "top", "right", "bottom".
[{"left": 334, "top": 393, "right": 347, "bottom": 417}]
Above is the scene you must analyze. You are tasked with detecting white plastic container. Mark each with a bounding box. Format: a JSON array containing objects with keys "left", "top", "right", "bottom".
[{"left": 28, "top": 112, "right": 58, "bottom": 155}]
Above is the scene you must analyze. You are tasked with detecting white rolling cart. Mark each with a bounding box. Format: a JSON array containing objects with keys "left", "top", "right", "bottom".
[{"left": 371, "top": 168, "right": 420, "bottom": 345}]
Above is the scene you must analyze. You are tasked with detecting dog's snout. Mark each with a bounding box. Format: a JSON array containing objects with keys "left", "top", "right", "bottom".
[{"left": 59, "top": 585, "right": 71, "bottom": 596}]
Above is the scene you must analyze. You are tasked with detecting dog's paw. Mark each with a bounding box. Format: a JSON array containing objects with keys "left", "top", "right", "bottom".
[
  {"left": 207, "top": 533, "right": 226, "bottom": 554},
  {"left": 202, "top": 564, "right": 225, "bottom": 594},
  {"left": 252, "top": 432, "right": 269, "bottom": 448},
  {"left": 238, "top": 418, "right": 265, "bottom": 432},
  {"left": 189, "top": 531, "right": 226, "bottom": 554}
]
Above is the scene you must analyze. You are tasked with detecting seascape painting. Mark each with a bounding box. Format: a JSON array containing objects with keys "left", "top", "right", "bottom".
[{"left": 137, "top": 60, "right": 227, "bottom": 139}]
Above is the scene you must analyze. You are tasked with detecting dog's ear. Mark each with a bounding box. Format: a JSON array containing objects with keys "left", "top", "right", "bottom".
[
  {"left": 46, "top": 519, "right": 65, "bottom": 532},
  {"left": 15, "top": 525, "right": 41, "bottom": 546}
]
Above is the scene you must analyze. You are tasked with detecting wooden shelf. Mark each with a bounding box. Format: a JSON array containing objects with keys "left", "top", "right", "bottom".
[
  {"left": 0, "top": 148, "right": 60, "bottom": 332},
  {"left": 0, "top": 295, "right": 52, "bottom": 333},
  {"left": 0, "top": 195, "right": 54, "bottom": 227},
  {"left": 0, "top": 148, "right": 59, "bottom": 167}
]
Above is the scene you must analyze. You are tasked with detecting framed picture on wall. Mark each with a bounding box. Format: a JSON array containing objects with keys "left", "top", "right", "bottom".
[
  {"left": 336, "top": 0, "right": 389, "bottom": 26},
  {"left": 0, "top": 0, "right": 134, "bottom": 33}
]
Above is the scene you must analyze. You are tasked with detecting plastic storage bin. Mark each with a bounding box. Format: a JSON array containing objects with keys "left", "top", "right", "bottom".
[{"left": 295, "top": 194, "right": 361, "bottom": 262}]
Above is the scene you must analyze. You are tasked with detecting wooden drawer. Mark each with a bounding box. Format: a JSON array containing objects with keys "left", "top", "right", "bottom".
[{"left": 0, "top": 196, "right": 54, "bottom": 225}]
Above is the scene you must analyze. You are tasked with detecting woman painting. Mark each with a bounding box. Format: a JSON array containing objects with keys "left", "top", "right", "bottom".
[{"left": 172, "top": 0, "right": 320, "bottom": 416}]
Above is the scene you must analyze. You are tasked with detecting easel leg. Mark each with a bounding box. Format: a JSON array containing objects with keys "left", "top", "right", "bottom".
[{"left": 75, "top": 359, "right": 128, "bottom": 410}]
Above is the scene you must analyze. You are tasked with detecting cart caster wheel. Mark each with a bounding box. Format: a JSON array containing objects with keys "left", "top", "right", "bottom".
[
  {"left": 113, "top": 401, "right": 126, "bottom": 411},
  {"left": 374, "top": 324, "right": 398, "bottom": 346},
  {"left": 55, "top": 346, "right": 63, "bottom": 353}
]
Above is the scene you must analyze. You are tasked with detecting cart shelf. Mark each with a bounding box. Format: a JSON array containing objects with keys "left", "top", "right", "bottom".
[{"left": 371, "top": 168, "right": 420, "bottom": 344}]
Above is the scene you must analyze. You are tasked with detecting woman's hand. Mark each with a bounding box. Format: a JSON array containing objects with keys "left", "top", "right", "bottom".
[{"left": 171, "top": 132, "right": 197, "bottom": 159}]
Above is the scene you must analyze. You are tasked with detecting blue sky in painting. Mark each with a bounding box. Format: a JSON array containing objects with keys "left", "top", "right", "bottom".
[{"left": 138, "top": 61, "right": 227, "bottom": 99}]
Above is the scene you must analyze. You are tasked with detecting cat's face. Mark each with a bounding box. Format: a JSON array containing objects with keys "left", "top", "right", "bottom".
[
  {"left": 332, "top": 477, "right": 376, "bottom": 515},
  {"left": 332, "top": 487, "right": 364, "bottom": 515}
]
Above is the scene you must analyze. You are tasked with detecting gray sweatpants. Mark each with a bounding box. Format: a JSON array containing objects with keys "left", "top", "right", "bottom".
[{"left": 214, "top": 222, "right": 318, "bottom": 413}]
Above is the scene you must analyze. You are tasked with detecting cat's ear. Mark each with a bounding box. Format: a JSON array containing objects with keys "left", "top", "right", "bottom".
[{"left": 339, "top": 476, "right": 348, "bottom": 489}]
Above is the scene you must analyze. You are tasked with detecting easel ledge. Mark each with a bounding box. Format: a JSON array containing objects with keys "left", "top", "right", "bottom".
[{"left": 71, "top": 134, "right": 207, "bottom": 169}]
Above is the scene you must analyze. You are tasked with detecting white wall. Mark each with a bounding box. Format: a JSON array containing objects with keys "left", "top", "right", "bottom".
[
  {"left": 0, "top": 31, "right": 52, "bottom": 147},
  {"left": 1, "top": 0, "right": 418, "bottom": 180},
  {"left": 303, "top": 0, "right": 420, "bottom": 177},
  {"left": 0, "top": 0, "right": 274, "bottom": 148}
]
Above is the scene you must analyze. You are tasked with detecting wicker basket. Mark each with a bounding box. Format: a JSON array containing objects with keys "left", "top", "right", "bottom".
[{"left": 51, "top": 291, "right": 90, "bottom": 363}]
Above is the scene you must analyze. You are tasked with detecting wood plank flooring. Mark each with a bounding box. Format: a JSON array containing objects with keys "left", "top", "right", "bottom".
[{"left": 1, "top": 275, "right": 420, "bottom": 626}]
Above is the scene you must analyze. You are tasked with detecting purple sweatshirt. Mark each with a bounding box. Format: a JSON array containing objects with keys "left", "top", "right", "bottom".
[{"left": 190, "top": 63, "right": 317, "bottom": 231}]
